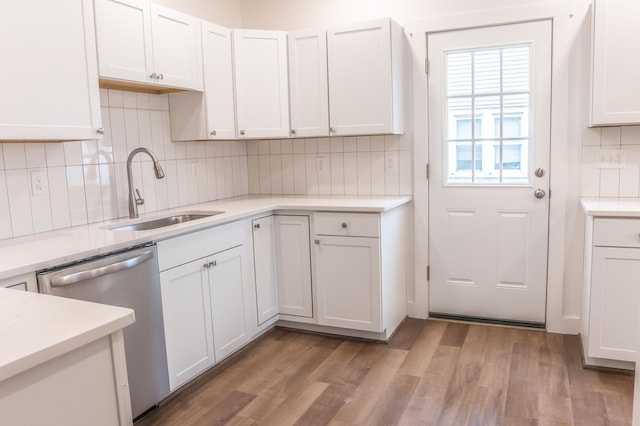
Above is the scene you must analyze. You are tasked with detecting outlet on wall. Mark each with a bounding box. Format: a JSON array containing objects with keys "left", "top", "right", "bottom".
[
  {"left": 30, "top": 170, "right": 49, "bottom": 196},
  {"left": 596, "top": 148, "right": 627, "bottom": 168}
]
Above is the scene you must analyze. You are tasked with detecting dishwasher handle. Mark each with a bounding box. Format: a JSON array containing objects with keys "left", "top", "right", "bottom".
[{"left": 49, "top": 250, "right": 154, "bottom": 288}]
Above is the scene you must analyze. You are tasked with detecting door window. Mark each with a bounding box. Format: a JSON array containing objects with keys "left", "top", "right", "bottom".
[{"left": 445, "top": 45, "right": 530, "bottom": 184}]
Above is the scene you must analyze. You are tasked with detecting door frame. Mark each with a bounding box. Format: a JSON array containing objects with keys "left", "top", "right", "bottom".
[{"left": 407, "top": 0, "right": 577, "bottom": 333}]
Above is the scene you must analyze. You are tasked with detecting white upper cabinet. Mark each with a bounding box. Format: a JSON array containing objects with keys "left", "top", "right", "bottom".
[
  {"left": 591, "top": 0, "right": 640, "bottom": 126},
  {"left": 288, "top": 29, "right": 329, "bottom": 138},
  {"left": 327, "top": 18, "right": 404, "bottom": 136},
  {"left": 201, "top": 23, "right": 236, "bottom": 139},
  {"left": 94, "top": 0, "right": 203, "bottom": 91},
  {"left": 169, "top": 22, "right": 236, "bottom": 141},
  {"left": 233, "top": 30, "right": 290, "bottom": 139},
  {"left": 0, "top": 0, "right": 102, "bottom": 141}
]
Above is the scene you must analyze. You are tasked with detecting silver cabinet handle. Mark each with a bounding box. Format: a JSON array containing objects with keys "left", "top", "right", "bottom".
[
  {"left": 240, "top": 130, "right": 245, "bottom": 135},
  {"left": 97, "top": 127, "right": 105, "bottom": 135},
  {"left": 209, "top": 260, "right": 217, "bottom": 268},
  {"left": 50, "top": 251, "right": 154, "bottom": 287},
  {"left": 534, "top": 188, "right": 546, "bottom": 199},
  {"left": 210, "top": 130, "right": 217, "bottom": 136},
  {"left": 203, "top": 263, "right": 210, "bottom": 269},
  {"left": 341, "top": 222, "right": 347, "bottom": 228},
  {"left": 158, "top": 73, "right": 164, "bottom": 80},
  {"left": 254, "top": 223, "right": 260, "bottom": 229},
  {"left": 290, "top": 129, "right": 296, "bottom": 135},
  {"left": 314, "top": 239, "right": 320, "bottom": 244},
  {"left": 150, "top": 72, "right": 158, "bottom": 79},
  {"left": 329, "top": 127, "right": 336, "bottom": 133}
]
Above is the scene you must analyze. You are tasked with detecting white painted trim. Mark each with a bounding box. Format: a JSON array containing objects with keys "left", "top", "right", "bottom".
[{"left": 408, "top": 0, "right": 577, "bottom": 333}]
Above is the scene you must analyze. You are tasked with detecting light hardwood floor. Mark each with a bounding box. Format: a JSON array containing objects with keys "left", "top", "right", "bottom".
[{"left": 137, "top": 319, "right": 633, "bottom": 425}]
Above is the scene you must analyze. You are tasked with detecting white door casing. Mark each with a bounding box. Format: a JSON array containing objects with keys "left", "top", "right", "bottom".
[{"left": 428, "top": 21, "right": 552, "bottom": 324}]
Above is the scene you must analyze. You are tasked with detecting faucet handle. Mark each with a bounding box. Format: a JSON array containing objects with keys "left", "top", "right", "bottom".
[{"left": 135, "top": 189, "right": 145, "bottom": 206}]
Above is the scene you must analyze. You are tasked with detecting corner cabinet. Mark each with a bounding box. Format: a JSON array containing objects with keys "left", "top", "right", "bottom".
[
  {"left": 591, "top": 0, "right": 640, "bottom": 126},
  {"left": 252, "top": 216, "right": 279, "bottom": 325},
  {"left": 157, "top": 221, "right": 254, "bottom": 391},
  {"left": 0, "top": 0, "right": 102, "bottom": 141},
  {"left": 94, "top": 0, "right": 203, "bottom": 91},
  {"left": 170, "top": 22, "right": 236, "bottom": 141},
  {"left": 313, "top": 209, "right": 407, "bottom": 337},
  {"left": 233, "top": 30, "right": 290, "bottom": 139},
  {"left": 327, "top": 18, "right": 404, "bottom": 136},
  {"left": 582, "top": 217, "right": 640, "bottom": 367}
]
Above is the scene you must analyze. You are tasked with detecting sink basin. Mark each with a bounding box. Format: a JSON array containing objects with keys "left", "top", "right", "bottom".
[{"left": 110, "top": 211, "right": 224, "bottom": 232}]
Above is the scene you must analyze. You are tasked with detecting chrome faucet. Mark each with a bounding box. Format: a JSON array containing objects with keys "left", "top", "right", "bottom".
[{"left": 127, "top": 148, "right": 165, "bottom": 218}]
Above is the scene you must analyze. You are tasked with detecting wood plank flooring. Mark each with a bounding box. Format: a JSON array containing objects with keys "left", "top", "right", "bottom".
[{"left": 137, "top": 319, "right": 633, "bottom": 425}]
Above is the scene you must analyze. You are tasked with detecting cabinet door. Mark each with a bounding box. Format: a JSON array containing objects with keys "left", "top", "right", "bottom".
[
  {"left": 327, "top": 18, "right": 394, "bottom": 136},
  {"left": 591, "top": 0, "right": 640, "bottom": 125},
  {"left": 208, "top": 246, "right": 251, "bottom": 360},
  {"left": 234, "top": 30, "right": 290, "bottom": 138},
  {"left": 288, "top": 29, "right": 329, "bottom": 137},
  {"left": 252, "top": 216, "right": 279, "bottom": 324},
  {"left": 0, "top": 272, "right": 37, "bottom": 291},
  {"left": 314, "top": 235, "right": 382, "bottom": 332},
  {"left": 589, "top": 246, "right": 640, "bottom": 362},
  {"left": 150, "top": 4, "right": 203, "bottom": 91},
  {"left": 275, "top": 216, "right": 313, "bottom": 317},
  {"left": 0, "top": 0, "right": 102, "bottom": 141},
  {"left": 160, "top": 259, "right": 215, "bottom": 391},
  {"left": 202, "top": 22, "right": 236, "bottom": 139},
  {"left": 94, "top": 0, "right": 154, "bottom": 84}
]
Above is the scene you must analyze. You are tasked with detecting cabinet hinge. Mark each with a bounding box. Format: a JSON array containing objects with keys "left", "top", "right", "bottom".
[
  {"left": 426, "top": 163, "right": 429, "bottom": 180},
  {"left": 427, "top": 265, "right": 430, "bottom": 281},
  {"left": 425, "top": 57, "right": 429, "bottom": 74},
  {"left": 549, "top": 189, "right": 551, "bottom": 199}
]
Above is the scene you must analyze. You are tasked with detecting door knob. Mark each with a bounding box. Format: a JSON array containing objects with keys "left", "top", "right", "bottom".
[{"left": 534, "top": 188, "right": 546, "bottom": 199}]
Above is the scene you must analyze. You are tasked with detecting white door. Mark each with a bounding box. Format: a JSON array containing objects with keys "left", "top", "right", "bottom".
[
  {"left": 208, "top": 246, "right": 250, "bottom": 361},
  {"left": 160, "top": 259, "right": 214, "bottom": 391},
  {"left": 252, "top": 216, "right": 279, "bottom": 324},
  {"left": 275, "top": 215, "right": 313, "bottom": 318},
  {"left": 315, "top": 235, "right": 382, "bottom": 332},
  {"left": 428, "top": 21, "right": 552, "bottom": 325}
]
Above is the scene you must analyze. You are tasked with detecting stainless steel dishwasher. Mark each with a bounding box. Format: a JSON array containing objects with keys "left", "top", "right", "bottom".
[{"left": 37, "top": 244, "right": 170, "bottom": 420}]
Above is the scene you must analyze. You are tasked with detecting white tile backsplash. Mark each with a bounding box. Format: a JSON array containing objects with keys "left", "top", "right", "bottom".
[
  {"left": 580, "top": 124, "right": 640, "bottom": 198},
  {"left": 247, "top": 134, "right": 413, "bottom": 197},
  {"left": 0, "top": 89, "right": 249, "bottom": 241}
]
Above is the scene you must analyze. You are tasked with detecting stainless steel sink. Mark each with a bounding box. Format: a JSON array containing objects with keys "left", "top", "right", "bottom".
[{"left": 109, "top": 211, "right": 224, "bottom": 232}]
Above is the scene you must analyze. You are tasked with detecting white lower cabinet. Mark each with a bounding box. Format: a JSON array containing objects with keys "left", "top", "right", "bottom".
[
  {"left": 582, "top": 217, "right": 640, "bottom": 366},
  {"left": 275, "top": 215, "right": 313, "bottom": 318},
  {"left": 313, "top": 209, "right": 407, "bottom": 336},
  {"left": 252, "top": 216, "right": 279, "bottom": 324},
  {"left": 158, "top": 222, "right": 253, "bottom": 391},
  {"left": 315, "top": 233, "right": 382, "bottom": 332},
  {"left": 0, "top": 272, "right": 37, "bottom": 291}
]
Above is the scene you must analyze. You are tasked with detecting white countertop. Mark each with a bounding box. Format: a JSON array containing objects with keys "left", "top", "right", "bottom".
[
  {"left": 581, "top": 197, "right": 640, "bottom": 217},
  {"left": 0, "top": 195, "right": 411, "bottom": 280},
  {"left": 0, "top": 287, "right": 134, "bottom": 382}
]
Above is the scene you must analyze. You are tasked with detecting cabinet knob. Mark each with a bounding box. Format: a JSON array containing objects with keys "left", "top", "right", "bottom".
[
  {"left": 209, "top": 261, "right": 216, "bottom": 268},
  {"left": 150, "top": 72, "right": 158, "bottom": 79},
  {"left": 341, "top": 222, "right": 347, "bottom": 228},
  {"left": 240, "top": 130, "right": 245, "bottom": 135},
  {"left": 210, "top": 130, "right": 217, "bottom": 136},
  {"left": 203, "top": 263, "right": 210, "bottom": 269},
  {"left": 254, "top": 223, "right": 260, "bottom": 229},
  {"left": 96, "top": 127, "right": 105, "bottom": 135},
  {"left": 330, "top": 127, "right": 336, "bottom": 133},
  {"left": 290, "top": 129, "right": 296, "bottom": 135},
  {"left": 158, "top": 73, "right": 164, "bottom": 80},
  {"left": 314, "top": 239, "right": 320, "bottom": 244}
]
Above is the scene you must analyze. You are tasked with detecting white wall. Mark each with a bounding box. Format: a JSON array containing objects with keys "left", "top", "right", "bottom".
[
  {"left": 0, "top": 89, "right": 248, "bottom": 240},
  {"left": 153, "top": 0, "right": 242, "bottom": 27}
]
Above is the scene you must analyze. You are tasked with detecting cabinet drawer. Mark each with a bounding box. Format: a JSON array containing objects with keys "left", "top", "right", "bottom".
[
  {"left": 314, "top": 212, "right": 379, "bottom": 237},
  {"left": 593, "top": 218, "right": 640, "bottom": 248},
  {"left": 157, "top": 221, "right": 245, "bottom": 271}
]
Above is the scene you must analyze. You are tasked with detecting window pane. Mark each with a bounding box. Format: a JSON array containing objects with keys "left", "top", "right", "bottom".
[
  {"left": 503, "top": 46, "right": 529, "bottom": 92},
  {"left": 502, "top": 139, "right": 529, "bottom": 184},
  {"left": 446, "top": 52, "right": 472, "bottom": 96},
  {"left": 455, "top": 118, "right": 481, "bottom": 140},
  {"left": 474, "top": 49, "right": 500, "bottom": 94},
  {"left": 503, "top": 93, "right": 529, "bottom": 138},
  {"left": 447, "top": 97, "right": 471, "bottom": 140},
  {"left": 474, "top": 140, "right": 500, "bottom": 184},
  {"left": 474, "top": 95, "right": 500, "bottom": 138},
  {"left": 453, "top": 142, "right": 481, "bottom": 171}
]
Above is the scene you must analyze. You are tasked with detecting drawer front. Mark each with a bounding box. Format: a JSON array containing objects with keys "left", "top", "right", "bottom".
[
  {"left": 314, "top": 212, "right": 379, "bottom": 237},
  {"left": 593, "top": 218, "right": 640, "bottom": 248},
  {"left": 157, "top": 220, "right": 245, "bottom": 271}
]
